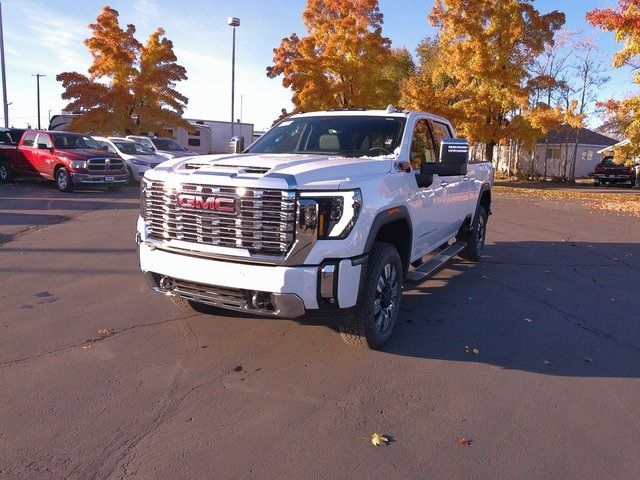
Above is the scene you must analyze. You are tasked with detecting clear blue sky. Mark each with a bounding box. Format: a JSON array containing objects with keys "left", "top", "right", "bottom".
[{"left": 1, "top": 0, "right": 636, "bottom": 130}]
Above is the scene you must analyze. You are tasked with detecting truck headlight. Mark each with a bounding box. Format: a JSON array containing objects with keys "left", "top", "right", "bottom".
[
  {"left": 299, "top": 190, "right": 362, "bottom": 239},
  {"left": 70, "top": 160, "right": 86, "bottom": 169},
  {"left": 131, "top": 159, "right": 150, "bottom": 166}
]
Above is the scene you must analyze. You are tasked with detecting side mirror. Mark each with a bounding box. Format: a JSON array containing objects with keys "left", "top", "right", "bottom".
[
  {"left": 230, "top": 136, "right": 245, "bottom": 153},
  {"left": 420, "top": 138, "right": 469, "bottom": 177},
  {"left": 101, "top": 145, "right": 109, "bottom": 151}
]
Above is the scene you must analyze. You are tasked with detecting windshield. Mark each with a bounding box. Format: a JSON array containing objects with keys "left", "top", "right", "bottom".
[
  {"left": 152, "top": 138, "right": 185, "bottom": 151},
  {"left": 114, "top": 141, "right": 154, "bottom": 155},
  {"left": 247, "top": 115, "right": 406, "bottom": 157},
  {"left": 52, "top": 133, "right": 101, "bottom": 150}
]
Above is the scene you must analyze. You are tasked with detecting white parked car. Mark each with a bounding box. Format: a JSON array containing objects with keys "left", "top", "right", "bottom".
[
  {"left": 125, "top": 135, "right": 197, "bottom": 160},
  {"left": 93, "top": 137, "right": 166, "bottom": 183}
]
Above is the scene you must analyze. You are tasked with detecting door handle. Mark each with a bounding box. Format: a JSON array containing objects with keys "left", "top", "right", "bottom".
[
  {"left": 462, "top": 176, "right": 470, "bottom": 181},
  {"left": 440, "top": 181, "right": 449, "bottom": 187}
]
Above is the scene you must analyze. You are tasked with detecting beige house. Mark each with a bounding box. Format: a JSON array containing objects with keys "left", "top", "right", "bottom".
[{"left": 533, "top": 128, "right": 619, "bottom": 178}]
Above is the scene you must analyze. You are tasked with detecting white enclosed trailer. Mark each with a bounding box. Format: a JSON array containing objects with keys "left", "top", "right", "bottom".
[{"left": 170, "top": 119, "right": 254, "bottom": 155}]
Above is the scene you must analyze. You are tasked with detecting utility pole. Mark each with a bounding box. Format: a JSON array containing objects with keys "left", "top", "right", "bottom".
[
  {"left": 0, "top": 2, "right": 9, "bottom": 128},
  {"left": 32, "top": 73, "right": 45, "bottom": 129},
  {"left": 227, "top": 17, "right": 240, "bottom": 138}
]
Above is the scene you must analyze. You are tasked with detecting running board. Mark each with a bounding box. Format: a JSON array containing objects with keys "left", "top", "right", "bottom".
[{"left": 406, "top": 242, "right": 466, "bottom": 284}]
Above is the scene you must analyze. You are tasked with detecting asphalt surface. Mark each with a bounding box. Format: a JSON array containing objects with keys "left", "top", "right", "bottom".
[{"left": 1, "top": 181, "right": 639, "bottom": 480}]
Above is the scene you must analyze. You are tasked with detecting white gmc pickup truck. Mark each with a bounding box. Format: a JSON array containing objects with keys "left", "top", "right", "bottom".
[{"left": 137, "top": 108, "right": 493, "bottom": 349}]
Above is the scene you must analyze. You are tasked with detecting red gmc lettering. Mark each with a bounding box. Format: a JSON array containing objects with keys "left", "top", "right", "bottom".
[{"left": 177, "top": 194, "right": 235, "bottom": 213}]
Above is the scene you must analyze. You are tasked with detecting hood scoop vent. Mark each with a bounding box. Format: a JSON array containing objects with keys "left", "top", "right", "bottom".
[{"left": 183, "top": 162, "right": 271, "bottom": 175}]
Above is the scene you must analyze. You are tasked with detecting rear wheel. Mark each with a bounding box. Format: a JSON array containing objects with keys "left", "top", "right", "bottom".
[
  {"left": 459, "top": 205, "right": 488, "bottom": 262},
  {"left": 0, "top": 162, "right": 11, "bottom": 182},
  {"left": 339, "top": 242, "right": 403, "bottom": 349},
  {"left": 55, "top": 167, "right": 73, "bottom": 192}
]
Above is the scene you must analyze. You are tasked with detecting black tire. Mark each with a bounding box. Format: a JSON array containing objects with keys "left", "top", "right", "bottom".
[
  {"left": 55, "top": 167, "right": 73, "bottom": 192},
  {"left": 593, "top": 181, "right": 600, "bottom": 187},
  {"left": 127, "top": 166, "right": 137, "bottom": 185},
  {"left": 0, "top": 161, "right": 12, "bottom": 182},
  {"left": 459, "top": 205, "right": 488, "bottom": 262},
  {"left": 339, "top": 242, "right": 403, "bottom": 349}
]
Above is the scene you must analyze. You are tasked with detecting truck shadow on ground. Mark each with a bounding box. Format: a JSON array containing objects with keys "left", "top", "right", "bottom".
[{"left": 379, "top": 240, "right": 640, "bottom": 378}]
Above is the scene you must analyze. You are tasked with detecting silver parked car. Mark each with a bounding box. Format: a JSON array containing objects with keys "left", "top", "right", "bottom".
[{"left": 93, "top": 136, "right": 167, "bottom": 183}]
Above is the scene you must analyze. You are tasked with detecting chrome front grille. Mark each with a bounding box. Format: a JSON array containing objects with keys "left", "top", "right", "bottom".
[
  {"left": 87, "top": 157, "right": 125, "bottom": 172},
  {"left": 143, "top": 181, "right": 297, "bottom": 255}
]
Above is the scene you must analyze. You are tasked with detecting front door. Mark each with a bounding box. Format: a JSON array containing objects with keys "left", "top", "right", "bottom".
[
  {"left": 429, "top": 120, "right": 471, "bottom": 227},
  {"left": 407, "top": 117, "right": 460, "bottom": 258}
]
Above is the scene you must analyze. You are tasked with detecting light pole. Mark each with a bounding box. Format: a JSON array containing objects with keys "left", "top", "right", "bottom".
[
  {"left": 0, "top": 1, "right": 9, "bottom": 128},
  {"left": 32, "top": 73, "right": 45, "bottom": 129},
  {"left": 227, "top": 16, "right": 240, "bottom": 138}
]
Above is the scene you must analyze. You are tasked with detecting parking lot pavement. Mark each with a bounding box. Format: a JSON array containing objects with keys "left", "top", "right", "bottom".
[{"left": 1, "top": 183, "right": 639, "bottom": 479}]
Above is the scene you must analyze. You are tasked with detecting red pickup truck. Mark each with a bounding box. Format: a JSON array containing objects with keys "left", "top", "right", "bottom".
[
  {"left": 0, "top": 130, "right": 129, "bottom": 192},
  {"left": 593, "top": 156, "right": 636, "bottom": 187}
]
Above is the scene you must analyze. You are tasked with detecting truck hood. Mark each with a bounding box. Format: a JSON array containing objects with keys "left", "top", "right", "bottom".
[
  {"left": 56, "top": 148, "right": 120, "bottom": 160},
  {"left": 150, "top": 152, "right": 393, "bottom": 190}
]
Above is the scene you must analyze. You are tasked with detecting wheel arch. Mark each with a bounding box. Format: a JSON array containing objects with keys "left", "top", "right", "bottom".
[{"left": 364, "top": 206, "right": 413, "bottom": 275}]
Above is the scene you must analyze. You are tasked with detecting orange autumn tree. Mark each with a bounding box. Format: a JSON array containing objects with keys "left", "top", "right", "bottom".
[
  {"left": 587, "top": 0, "right": 640, "bottom": 159},
  {"left": 57, "top": 6, "right": 189, "bottom": 135},
  {"left": 403, "top": 0, "right": 565, "bottom": 163},
  {"left": 267, "top": 0, "right": 414, "bottom": 111}
]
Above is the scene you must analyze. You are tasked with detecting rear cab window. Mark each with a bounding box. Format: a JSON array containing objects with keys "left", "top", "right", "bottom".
[
  {"left": 35, "top": 133, "right": 53, "bottom": 149},
  {"left": 21, "top": 131, "right": 37, "bottom": 147}
]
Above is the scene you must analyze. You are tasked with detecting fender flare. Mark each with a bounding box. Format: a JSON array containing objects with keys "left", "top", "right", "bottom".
[{"left": 363, "top": 205, "right": 413, "bottom": 257}]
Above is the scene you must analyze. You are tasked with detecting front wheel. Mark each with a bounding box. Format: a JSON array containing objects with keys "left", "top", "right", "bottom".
[
  {"left": 339, "top": 242, "right": 403, "bottom": 349},
  {"left": 55, "top": 167, "right": 73, "bottom": 192},
  {"left": 0, "top": 162, "right": 12, "bottom": 182}
]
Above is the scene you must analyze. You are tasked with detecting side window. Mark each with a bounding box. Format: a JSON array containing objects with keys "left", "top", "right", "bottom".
[
  {"left": 430, "top": 121, "right": 452, "bottom": 159},
  {"left": 409, "top": 119, "right": 437, "bottom": 170},
  {"left": 100, "top": 141, "right": 117, "bottom": 153},
  {"left": 21, "top": 131, "right": 37, "bottom": 147},
  {"left": 35, "top": 133, "right": 53, "bottom": 149}
]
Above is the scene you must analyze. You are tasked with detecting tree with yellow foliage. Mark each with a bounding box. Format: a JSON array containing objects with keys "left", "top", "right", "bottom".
[
  {"left": 267, "top": 0, "right": 414, "bottom": 112},
  {"left": 403, "top": 0, "right": 565, "bottom": 163},
  {"left": 587, "top": 0, "right": 640, "bottom": 158},
  {"left": 57, "top": 6, "right": 189, "bottom": 135}
]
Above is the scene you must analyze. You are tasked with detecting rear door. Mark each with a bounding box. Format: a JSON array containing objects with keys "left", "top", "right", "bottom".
[
  {"left": 34, "top": 133, "right": 55, "bottom": 177},
  {"left": 16, "top": 131, "right": 39, "bottom": 175}
]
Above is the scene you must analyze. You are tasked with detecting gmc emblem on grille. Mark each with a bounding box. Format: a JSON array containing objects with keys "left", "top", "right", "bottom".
[{"left": 177, "top": 194, "right": 236, "bottom": 213}]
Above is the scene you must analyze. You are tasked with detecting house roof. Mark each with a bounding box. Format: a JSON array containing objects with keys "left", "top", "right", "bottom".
[{"left": 537, "top": 127, "right": 619, "bottom": 147}]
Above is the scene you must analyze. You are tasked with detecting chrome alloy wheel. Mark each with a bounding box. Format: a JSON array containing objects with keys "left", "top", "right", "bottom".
[
  {"left": 57, "top": 170, "right": 68, "bottom": 190},
  {"left": 374, "top": 263, "right": 399, "bottom": 333}
]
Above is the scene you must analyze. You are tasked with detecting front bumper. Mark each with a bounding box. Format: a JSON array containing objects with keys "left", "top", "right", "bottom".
[
  {"left": 71, "top": 173, "right": 129, "bottom": 185},
  {"left": 137, "top": 240, "right": 364, "bottom": 318}
]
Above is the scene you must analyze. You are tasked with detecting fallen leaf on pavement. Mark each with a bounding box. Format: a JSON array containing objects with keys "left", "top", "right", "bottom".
[
  {"left": 546, "top": 288, "right": 552, "bottom": 292},
  {"left": 82, "top": 345, "right": 92, "bottom": 349},
  {"left": 524, "top": 318, "right": 532, "bottom": 323},
  {"left": 97, "top": 329, "right": 112, "bottom": 336},
  {"left": 371, "top": 433, "right": 389, "bottom": 446},
  {"left": 472, "top": 348, "right": 479, "bottom": 354},
  {"left": 584, "top": 357, "right": 592, "bottom": 363},
  {"left": 457, "top": 437, "right": 472, "bottom": 446},
  {"left": 544, "top": 360, "right": 551, "bottom": 365}
]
